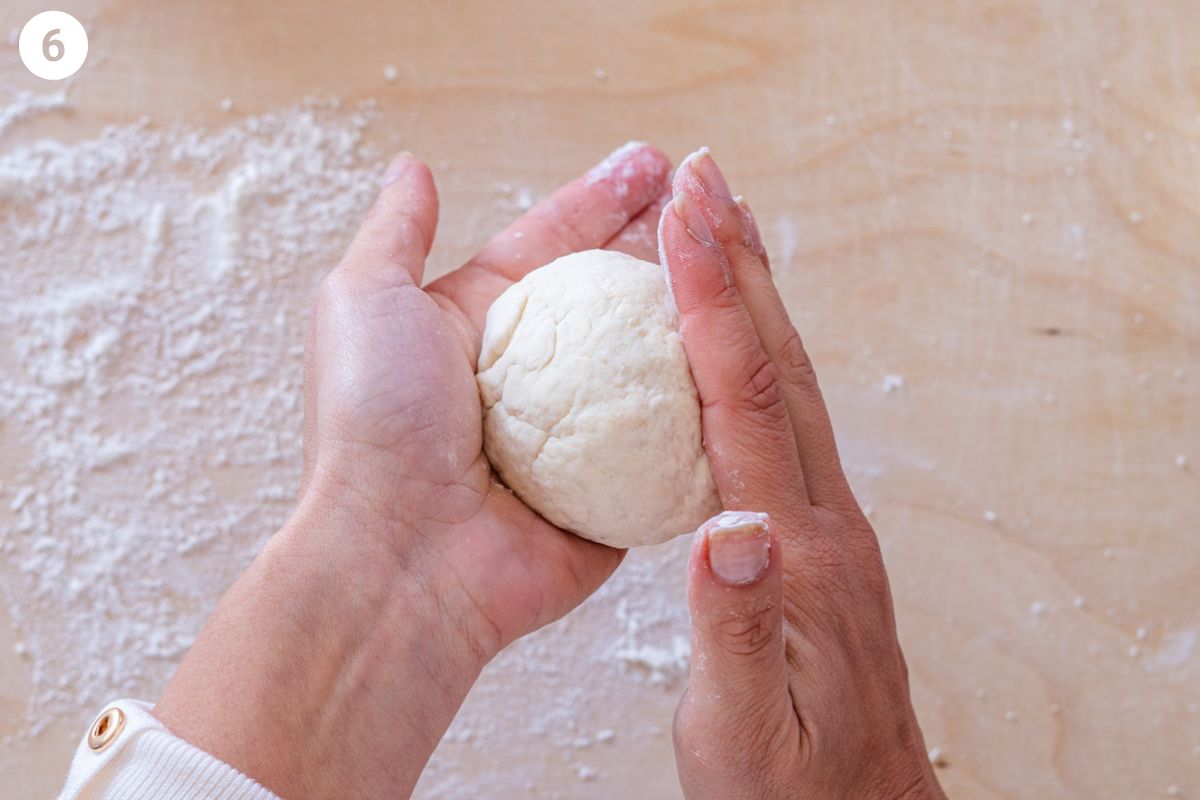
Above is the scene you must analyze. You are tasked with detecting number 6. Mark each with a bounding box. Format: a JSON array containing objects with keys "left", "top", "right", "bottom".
[{"left": 43, "top": 28, "right": 64, "bottom": 62}]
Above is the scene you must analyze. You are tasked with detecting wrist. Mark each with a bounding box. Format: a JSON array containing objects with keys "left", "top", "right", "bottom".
[
  {"left": 156, "top": 487, "right": 490, "bottom": 799},
  {"left": 288, "top": 471, "right": 510, "bottom": 665},
  {"left": 271, "top": 490, "right": 497, "bottom": 680}
]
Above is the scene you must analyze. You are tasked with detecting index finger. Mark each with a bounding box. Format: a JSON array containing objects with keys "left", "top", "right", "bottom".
[
  {"left": 658, "top": 192, "right": 814, "bottom": 535},
  {"left": 473, "top": 141, "right": 671, "bottom": 280},
  {"left": 427, "top": 142, "right": 670, "bottom": 333}
]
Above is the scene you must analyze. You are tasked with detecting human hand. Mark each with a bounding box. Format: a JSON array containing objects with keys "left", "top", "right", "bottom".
[
  {"left": 300, "top": 142, "right": 672, "bottom": 652},
  {"left": 155, "top": 143, "right": 672, "bottom": 799},
  {"left": 659, "top": 150, "right": 946, "bottom": 800}
]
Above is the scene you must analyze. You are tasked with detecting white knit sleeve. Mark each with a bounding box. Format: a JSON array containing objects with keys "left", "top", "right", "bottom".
[{"left": 58, "top": 699, "right": 281, "bottom": 800}]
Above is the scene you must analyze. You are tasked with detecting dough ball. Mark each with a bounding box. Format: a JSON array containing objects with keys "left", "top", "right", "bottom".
[{"left": 476, "top": 249, "right": 720, "bottom": 548}]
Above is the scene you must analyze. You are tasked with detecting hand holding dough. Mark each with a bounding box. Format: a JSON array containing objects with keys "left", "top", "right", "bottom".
[{"left": 476, "top": 249, "right": 721, "bottom": 547}]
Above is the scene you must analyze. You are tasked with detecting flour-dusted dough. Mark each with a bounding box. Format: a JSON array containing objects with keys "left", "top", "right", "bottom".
[{"left": 476, "top": 249, "right": 721, "bottom": 547}]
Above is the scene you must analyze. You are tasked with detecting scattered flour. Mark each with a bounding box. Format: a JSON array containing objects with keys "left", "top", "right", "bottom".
[
  {"left": 0, "top": 90, "right": 69, "bottom": 139},
  {"left": 880, "top": 373, "right": 905, "bottom": 394},
  {"left": 495, "top": 180, "right": 537, "bottom": 213},
  {"left": 0, "top": 93, "right": 381, "bottom": 733},
  {"left": 0, "top": 90, "right": 696, "bottom": 795},
  {"left": 1144, "top": 629, "right": 1197, "bottom": 672}
]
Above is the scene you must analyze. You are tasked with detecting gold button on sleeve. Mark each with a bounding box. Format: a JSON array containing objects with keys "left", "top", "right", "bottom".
[{"left": 87, "top": 706, "right": 125, "bottom": 751}]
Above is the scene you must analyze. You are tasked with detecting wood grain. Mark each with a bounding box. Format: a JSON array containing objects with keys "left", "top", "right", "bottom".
[{"left": 1, "top": 1, "right": 1197, "bottom": 797}]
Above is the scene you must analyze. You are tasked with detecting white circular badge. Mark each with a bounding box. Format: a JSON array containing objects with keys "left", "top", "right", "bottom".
[{"left": 19, "top": 11, "right": 89, "bottom": 81}]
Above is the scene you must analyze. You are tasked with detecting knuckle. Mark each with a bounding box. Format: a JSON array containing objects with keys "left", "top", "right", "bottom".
[
  {"left": 811, "top": 506, "right": 888, "bottom": 583},
  {"left": 833, "top": 523, "right": 892, "bottom": 601},
  {"left": 739, "top": 713, "right": 798, "bottom": 777},
  {"left": 674, "top": 692, "right": 795, "bottom": 786},
  {"left": 711, "top": 597, "right": 777, "bottom": 657},
  {"left": 361, "top": 193, "right": 388, "bottom": 226},
  {"left": 387, "top": 212, "right": 431, "bottom": 262},
  {"left": 311, "top": 270, "right": 366, "bottom": 331},
  {"left": 737, "top": 357, "right": 788, "bottom": 422},
  {"left": 527, "top": 201, "right": 586, "bottom": 251},
  {"left": 783, "top": 530, "right": 857, "bottom": 597},
  {"left": 671, "top": 697, "right": 701, "bottom": 753},
  {"left": 315, "top": 268, "right": 353, "bottom": 308},
  {"left": 776, "top": 324, "right": 816, "bottom": 382},
  {"left": 707, "top": 281, "right": 743, "bottom": 311},
  {"left": 849, "top": 533, "right": 887, "bottom": 577},
  {"left": 896, "top": 650, "right": 912, "bottom": 685},
  {"left": 798, "top": 519, "right": 849, "bottom": 571}
]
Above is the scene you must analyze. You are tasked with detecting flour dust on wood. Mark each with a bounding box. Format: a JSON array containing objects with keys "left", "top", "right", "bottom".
[{"left": 0, "top": 91, "right": 693, "bottom": 795}]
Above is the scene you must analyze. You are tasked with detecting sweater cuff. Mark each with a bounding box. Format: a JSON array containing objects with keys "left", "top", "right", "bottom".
[{"left": 58, "top": 699, "right": 280, "bottom": 800}]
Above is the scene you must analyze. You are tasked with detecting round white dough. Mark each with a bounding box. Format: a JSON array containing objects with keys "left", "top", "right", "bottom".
[{"left": 476, "top": 249, "right": 720, "bottom": 547}]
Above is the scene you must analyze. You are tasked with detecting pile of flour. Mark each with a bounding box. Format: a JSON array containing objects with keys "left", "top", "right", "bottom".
[
  {"left": 0, "top": 93, "right": 382, "bottom": 730},
  {"left": 0, "top": 91, "right": 692, "bottom": 794}
]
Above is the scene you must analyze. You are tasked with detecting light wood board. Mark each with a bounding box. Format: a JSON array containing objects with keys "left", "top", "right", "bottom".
[{"left": 1, "top": 1, "right": 1197, "bottom": 797}]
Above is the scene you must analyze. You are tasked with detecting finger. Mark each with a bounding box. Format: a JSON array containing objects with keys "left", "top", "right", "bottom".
[
  {"left": 675, "top": 149, "right": 855, "bottom": 513},
  {"left": 657, "top": 190, "right": 811, "bottom": 523},
  {"left": 604, "top": 186, "right": 672, "bottom": 262},
  {"left": 427, "top": 143, "right": 671, "bottom": 336},
  {"left": 302, "top": 153, "right": 438, "bottom": 491},
  {"left": 687, "top": 511, "right": 785, "bottom": 695},
  {"left": 734, "top": 195, "right": 769, "bottom": 270},
  {"left": 470, "top": 141, "right": 671, "bottom": 280},
  {"left": 675, "top": 511, "right": 794, "bottom": 795},
  {"left": 338, "top": 152, "right": 439, "bottom": 288}
]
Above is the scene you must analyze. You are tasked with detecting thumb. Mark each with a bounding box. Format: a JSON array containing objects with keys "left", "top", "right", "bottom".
[
  {"left": 676, "top": 511, "right": 791, "bottom": 783},
  {"left": 338, "top": 151, "right": 439, "bottom": 288},
  {"left": 686, "top": 510, "right": 785, "bottom": 693}
]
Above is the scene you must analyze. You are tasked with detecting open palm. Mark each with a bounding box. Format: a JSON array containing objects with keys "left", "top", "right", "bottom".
[{"left": 298, "top": 144, "right": 673, "bottom": 656}]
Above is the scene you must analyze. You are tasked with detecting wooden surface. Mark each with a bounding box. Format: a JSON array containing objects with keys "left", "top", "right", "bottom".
[{"left": 2, "top": 1, "right": 1198, "bottom": 797}]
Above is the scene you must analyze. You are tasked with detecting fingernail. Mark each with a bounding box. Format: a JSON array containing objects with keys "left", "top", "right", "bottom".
[
  {"left": 672, "top": 192, "right": 716, "bottom": 246},
  {"left": 688, "top": 148, "right": 733, "bottom": 200},
  {"left": 706, "top": 511, "right": 771, "bottom": 586},
  {"left": 382, "top": 151, "right": 415, "bottom": 187},
  {"left": 735, "top": 195, "right": 766, "bottom": 255}
]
